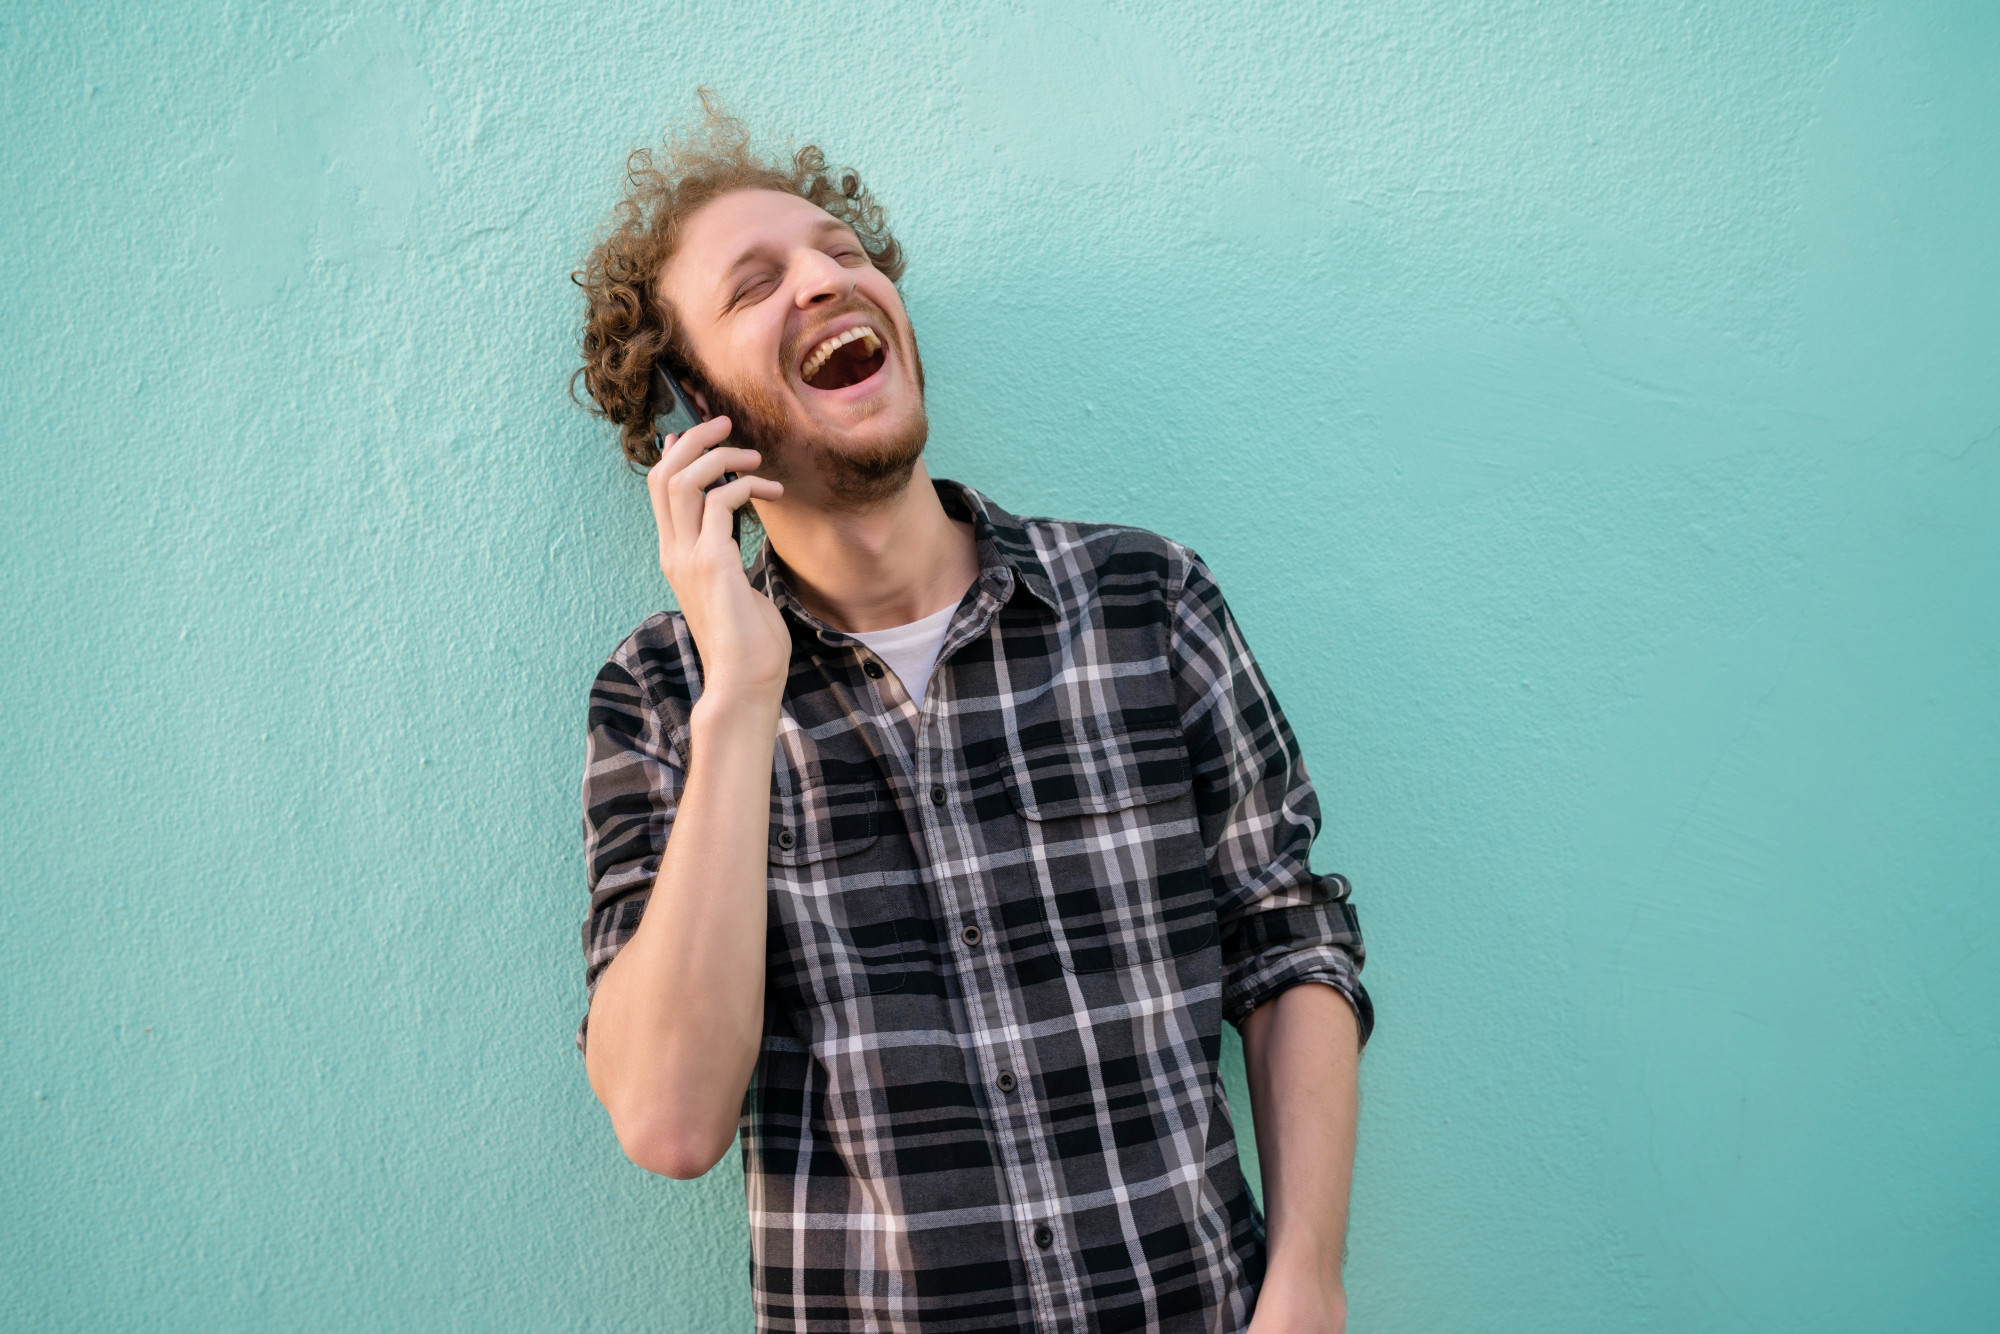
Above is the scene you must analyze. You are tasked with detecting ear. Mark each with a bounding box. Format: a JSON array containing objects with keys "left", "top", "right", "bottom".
[{"left": 685, "top": 382, "right": 712, "bottom": 418}]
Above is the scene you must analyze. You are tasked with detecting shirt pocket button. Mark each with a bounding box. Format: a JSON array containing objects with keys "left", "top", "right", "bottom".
[{"left": 775, "top": 827, "right": 796, "bottom": 850}]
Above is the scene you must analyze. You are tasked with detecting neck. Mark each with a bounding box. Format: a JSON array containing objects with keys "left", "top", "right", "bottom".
[{"left": 751, "top": 460, "right": 980, "bottom": 634}]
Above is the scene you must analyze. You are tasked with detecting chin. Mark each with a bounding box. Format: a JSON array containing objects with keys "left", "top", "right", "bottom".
[
  {"left": 807, "top": 398, "right": 930, "bottom": 506},
  {"left": 820, "top": 395, "right": 923, "bottom": 449}
]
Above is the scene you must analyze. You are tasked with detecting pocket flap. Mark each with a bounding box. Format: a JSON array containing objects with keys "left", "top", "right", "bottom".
[
  {"left": 1004, "top": 722, "right": 1192, "bottom": 820},
  {"left": 769, "top": 773, "right": 880, "bottom": 864}
]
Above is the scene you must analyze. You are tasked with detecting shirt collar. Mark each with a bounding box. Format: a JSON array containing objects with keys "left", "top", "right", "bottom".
[{"left": 747, "top": 478, "right": 1060, "bottom": 643}]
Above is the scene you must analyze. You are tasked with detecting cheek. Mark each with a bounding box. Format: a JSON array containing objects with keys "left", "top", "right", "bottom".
[
  {"left": 860, "top": 277, "right": 907, "bottom": 327},
  {"left": 722, "top": 322, "right": 784, "bottom": 386}
]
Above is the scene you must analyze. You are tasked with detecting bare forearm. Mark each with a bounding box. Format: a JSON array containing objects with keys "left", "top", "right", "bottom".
[
  {"left": 1241, "top": 982, "right": 1360, "bottom": 1331},
  {"left": 584, "top": 692, "right": 779, "bottom": 1177}
]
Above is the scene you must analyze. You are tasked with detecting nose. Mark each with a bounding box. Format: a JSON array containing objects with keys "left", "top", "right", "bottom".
[{"left": 793, "top": 247, "right": 854, "bottom": 308}]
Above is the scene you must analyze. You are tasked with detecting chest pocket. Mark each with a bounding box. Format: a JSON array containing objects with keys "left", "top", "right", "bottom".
[
  {"left": 765, "top": 766, "right": 909, "bottom": 1009},
  {"left": 1003, "top": 720, "right": 1216, "bottom": 973}
]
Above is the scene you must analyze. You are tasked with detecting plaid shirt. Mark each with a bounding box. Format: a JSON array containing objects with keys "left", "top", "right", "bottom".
[{"left": 580, "top": 480, "right": 1371, "bottom": 1333}]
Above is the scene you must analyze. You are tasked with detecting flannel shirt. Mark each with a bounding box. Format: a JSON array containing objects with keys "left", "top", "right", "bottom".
[{"left": 580, "top": 479, "right": 1371, "bottom": 1333}]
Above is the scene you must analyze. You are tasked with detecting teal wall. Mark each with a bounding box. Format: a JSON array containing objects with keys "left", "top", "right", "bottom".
[{"left": 4, "top": 2, "right": 1996, "bottom": 1329}]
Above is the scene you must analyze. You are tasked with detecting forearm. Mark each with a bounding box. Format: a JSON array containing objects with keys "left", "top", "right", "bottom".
[
  {"left": 584, "top": 691, "right": 779, "bottom": 1177},
  {"left": 1241, "top": 981, "right": 1360, "bottom": 1330}
]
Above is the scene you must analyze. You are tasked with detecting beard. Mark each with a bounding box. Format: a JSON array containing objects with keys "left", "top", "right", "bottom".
[{"left": 695, "top": 313, "right": 930, "bottom": 512}]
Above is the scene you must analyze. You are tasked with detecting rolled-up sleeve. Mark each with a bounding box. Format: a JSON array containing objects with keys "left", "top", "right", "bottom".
[
  {"left": 576, "top": 646, "right": 685, "bottom": 1052},
  {"left": 1170, "top": 554, "right": 1373, "bottom": 1041}
]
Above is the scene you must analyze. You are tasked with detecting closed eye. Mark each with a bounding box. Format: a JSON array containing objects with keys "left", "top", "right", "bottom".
[{"left": 726, "top": 274, "right": 777, "bottom": 309}]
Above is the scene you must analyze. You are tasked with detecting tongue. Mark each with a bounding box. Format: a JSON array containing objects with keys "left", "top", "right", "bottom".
[{"left": 807, "top": 339, "right": 885, "bottom": 391}]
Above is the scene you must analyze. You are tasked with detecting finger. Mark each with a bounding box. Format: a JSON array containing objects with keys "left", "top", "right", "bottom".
[
  {"left": 646, "top": 452, "right": 679, "bottom": 545},
  {"left": 668, "top": 447, "right": 761, "bottom": 548},
  {"left": 659, "top": 416, "right": 735, "bottom": 542},
  {"left": 662, "top": 416, "right": 734, "bottom": 479},
  {"left": 682, "top": 445, "right": 763, "bottom": 492},
  {"left": 647, "top": 414, "right": 735, "bottom": 513},
  {"left": 656, "top": 413, "right": 733, "bottom": 475},
  {"left": 697, "top": 476, "right": 783, "bottom": 547}
]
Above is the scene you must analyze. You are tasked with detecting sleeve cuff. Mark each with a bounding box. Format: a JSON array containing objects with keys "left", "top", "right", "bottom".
[{"left": 1222, "top": 900, "right": 1374, "bottom": 1043}]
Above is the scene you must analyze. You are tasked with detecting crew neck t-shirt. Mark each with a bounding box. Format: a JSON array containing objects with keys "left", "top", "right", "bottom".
[{"left": 850, "top": 601, "right": 958, "bottom": 709}]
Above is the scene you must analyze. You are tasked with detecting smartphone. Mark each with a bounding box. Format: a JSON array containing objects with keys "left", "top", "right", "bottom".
[{"left": 653, "top": 365, "right": 741, "bottom": 544}]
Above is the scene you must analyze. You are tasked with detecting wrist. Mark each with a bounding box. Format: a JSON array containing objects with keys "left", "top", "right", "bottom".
[
  {"left": 1260, "top": 1246, "right": 1345, "bottom": 1298},
  {"left": 1251, "top": 1265, "right": 1346, "bottom": 1334},
  {"left": 689, "top": 687, "right": 783, "bottom": 741}
]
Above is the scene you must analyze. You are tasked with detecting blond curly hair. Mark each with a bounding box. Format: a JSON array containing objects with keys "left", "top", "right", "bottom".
[{"left": 572, "top": 92, "right": 906, "bottom": 468}]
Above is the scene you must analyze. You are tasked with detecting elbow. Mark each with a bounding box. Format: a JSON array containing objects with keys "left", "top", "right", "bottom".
[
  {"left": 613, "top": 1114, "right": 734, "bottom": 1180},
  {"left": 584, "top": 1025, "right": 746, "bottom": 1179},
  {"left": 627, "top": 1137, "right": 728, "bottom": 1181}
]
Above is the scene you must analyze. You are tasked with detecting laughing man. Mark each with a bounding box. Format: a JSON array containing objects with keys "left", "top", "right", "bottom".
[{"left": 573, "top": 102, "right": 1372, "bottom": 1334}]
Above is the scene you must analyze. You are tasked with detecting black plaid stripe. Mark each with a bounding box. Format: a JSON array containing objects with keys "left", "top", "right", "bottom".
[{"left": 580, "top": 480, "right": 1369, "bottom": 1332}]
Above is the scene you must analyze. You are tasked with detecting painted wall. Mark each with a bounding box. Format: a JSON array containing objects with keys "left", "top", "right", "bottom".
[{"left": 4, "top": 2, "right": 1995, "bottom": 1329}]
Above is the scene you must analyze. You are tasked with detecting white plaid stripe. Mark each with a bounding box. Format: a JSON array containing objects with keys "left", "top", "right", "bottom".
[{"left": 580, "top": 481, "right": 1369, "bottom": 1332}]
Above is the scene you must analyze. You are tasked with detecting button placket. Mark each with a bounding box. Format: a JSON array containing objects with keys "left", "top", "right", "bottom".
[{"left": 905, "top": 601, "right": 1083, "bottom": 1327}]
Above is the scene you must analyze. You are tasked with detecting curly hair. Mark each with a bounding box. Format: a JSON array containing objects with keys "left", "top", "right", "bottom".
[{"left": 572, "top": 91, "right": 907, "bottom": 469}]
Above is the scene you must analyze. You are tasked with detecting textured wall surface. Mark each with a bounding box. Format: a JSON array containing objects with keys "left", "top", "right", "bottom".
[{"left": 4, "top": 2, "right": 1996, "bottom": 1329}]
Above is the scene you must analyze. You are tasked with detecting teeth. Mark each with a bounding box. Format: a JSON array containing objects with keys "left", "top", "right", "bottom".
[{"left": 801, "top": 325, "right": 883, "bottom": 382}]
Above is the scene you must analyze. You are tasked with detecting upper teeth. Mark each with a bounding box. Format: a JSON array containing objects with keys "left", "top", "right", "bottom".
[{"left": 801, "top": 325, "right": 882, "bottom": 381}]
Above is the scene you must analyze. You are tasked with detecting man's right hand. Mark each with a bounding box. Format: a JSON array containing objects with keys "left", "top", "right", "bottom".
[
  {"left": 646, "top": 416, "right": 789, "bottom": 706},
  {"left": 586, "top": 416, "right": 787, "bottom": 1179}
]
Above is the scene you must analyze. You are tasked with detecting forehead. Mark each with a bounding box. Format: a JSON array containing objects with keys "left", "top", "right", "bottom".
[{"left": 664, "top": 189, "right": 847, "bottom": 296}]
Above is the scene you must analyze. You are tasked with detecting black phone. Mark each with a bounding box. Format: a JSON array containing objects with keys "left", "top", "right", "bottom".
[{"left": 653, "top": 365, "right": 741, "bottom": 544}]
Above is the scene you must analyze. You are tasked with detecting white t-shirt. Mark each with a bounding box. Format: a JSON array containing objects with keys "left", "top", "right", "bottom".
[{"left": 850, "top": 602, "right": 958, "bottom": 710}]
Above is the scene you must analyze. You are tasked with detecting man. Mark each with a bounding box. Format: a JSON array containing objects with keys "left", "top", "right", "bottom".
[{"left": 573, "top": 102, "right": 1371, "bottom": 1334}]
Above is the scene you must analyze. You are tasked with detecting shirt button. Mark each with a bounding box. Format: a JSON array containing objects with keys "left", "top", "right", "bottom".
[
  {"left": 996, "top": 1071, "right": 1017, "bottom": 1094},
  {"left": 960, "top": 924, "right": 982, "bottom": 947},
  {"left": 929, "top": 785, "right": 948, "bottom": 807},
  {"left": 863, "top": 660, "right": 884, "bottom": 679},
  {"left": 1033, "top": 1224, "right": 1054, "bottom": 1250},
  {"left": 775, "top": 828, "right": 795, "bottom": 851}
]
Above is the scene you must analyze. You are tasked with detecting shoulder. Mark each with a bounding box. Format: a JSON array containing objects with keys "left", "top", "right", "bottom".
[
  {"left": 1013, "top": 512, "right": 1206, "bottom": 613},
  {"left": 589, "top": 610, "right": 702, "bottom": 719},
  {"left": 943, "top": 478, "right": 1210, "bottom": 613}
]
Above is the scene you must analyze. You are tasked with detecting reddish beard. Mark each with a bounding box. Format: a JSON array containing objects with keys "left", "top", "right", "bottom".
[{"left": 696, "top": 312, "right": 930, "bottom": 511}]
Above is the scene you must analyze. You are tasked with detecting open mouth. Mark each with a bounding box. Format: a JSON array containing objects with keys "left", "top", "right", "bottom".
[{"left": 800, "top": 325, "right": 886, "bottom": 391}]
